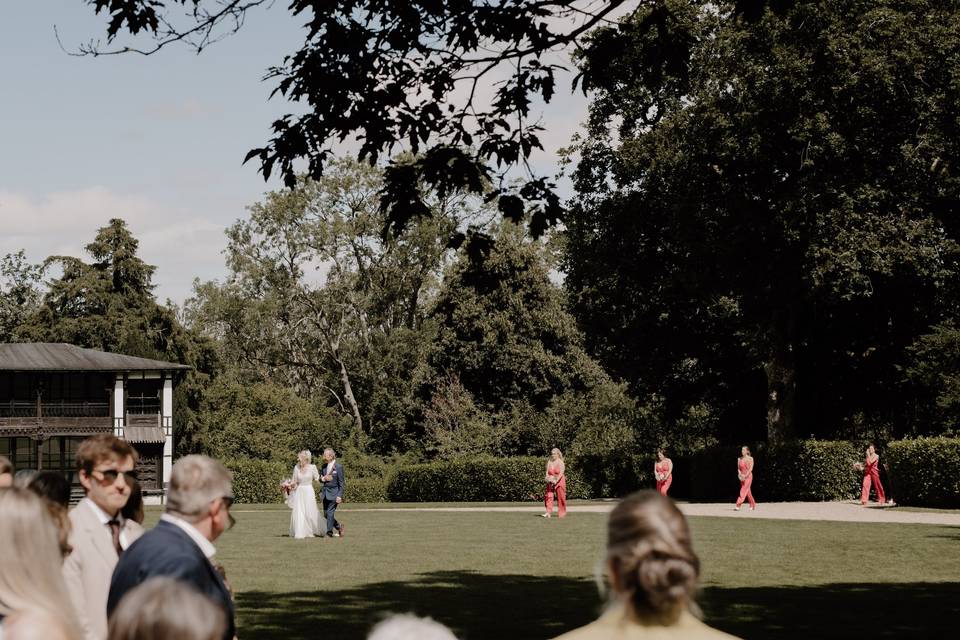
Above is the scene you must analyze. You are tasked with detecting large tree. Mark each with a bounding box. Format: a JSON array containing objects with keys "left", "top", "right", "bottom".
[
  {"left": 188, "top": 158, "right": 488, "bottom": 451},
  {"left": 565, "top": 0, "right": 960, "bottom": 443},
  {"left": 73, "top": 0, "right": 777, "bottom": 237},
  {"left": 15, "top": 219, "right": 218, "bottom": 454},
  {"left": 427, "top": 223, "right": 639, "bottom": 456}
]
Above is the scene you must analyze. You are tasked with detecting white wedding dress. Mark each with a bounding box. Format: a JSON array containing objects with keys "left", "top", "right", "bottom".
[{"left": 288, "top": 463, "right": 321, "bottom": 538}]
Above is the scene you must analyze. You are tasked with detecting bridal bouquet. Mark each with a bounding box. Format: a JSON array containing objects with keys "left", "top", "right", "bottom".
[{"left": 280, "top": 479, "right": 296, "bottom": 497}]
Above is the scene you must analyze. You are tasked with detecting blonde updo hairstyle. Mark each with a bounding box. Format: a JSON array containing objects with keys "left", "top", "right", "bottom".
[{"left": 605, "top": 491, "right": 700, "bottom": 620}]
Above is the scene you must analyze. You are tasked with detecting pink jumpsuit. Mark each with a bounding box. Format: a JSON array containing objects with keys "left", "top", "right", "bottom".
[
  {"left": 545, "top": 461, "right": 566, "bottom": 517},
  {"left": 860, "top": 455, "right": 886, "bottom": 504},
  {"left": 655, "top": 460, "right": 672, "bottom": 496},
  {"left": 736, "top": 457, "right": 756, "bottom": 509}
]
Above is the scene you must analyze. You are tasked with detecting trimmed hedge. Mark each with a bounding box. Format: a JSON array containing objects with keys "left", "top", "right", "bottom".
[
  {"left": 226, "top": 458, "right": 388, "bottom": 504},
  {"left": 225, "top": 458, "right": 289, "bottom": 504},
  {"left": 678, "top": 440, "right": 860, "bottom": 502},
  {"left": 887, "top": 437, "right": 960, "bottom": 507},
  {"left": 346, "top": 477, "right": 387, "bottom": 503},
  {"left": 224, "top": 437, "right": 960, "bottom": 506},
  {"left": 386, "top": 456, "right": 596, "bottom": 502}
]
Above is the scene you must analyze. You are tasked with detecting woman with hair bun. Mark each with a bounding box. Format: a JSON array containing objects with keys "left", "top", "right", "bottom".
[{"left": 552, "top": 491, "right": 739, "bottom": 640}]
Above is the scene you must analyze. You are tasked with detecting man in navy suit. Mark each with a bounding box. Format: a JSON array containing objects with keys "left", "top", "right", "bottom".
[
  {"left": 107, "top": 455, "right": 236, "bottom": 640},
  {"left": 320, "top": 447, "right": 345, "bottom": 537}
]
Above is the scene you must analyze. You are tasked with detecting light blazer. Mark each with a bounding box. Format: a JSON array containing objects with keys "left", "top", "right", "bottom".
[{"left": 63, "top": 501, "right": 144, "bottom": 640}]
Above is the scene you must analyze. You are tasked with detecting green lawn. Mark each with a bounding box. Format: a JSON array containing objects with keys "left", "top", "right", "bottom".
[{"left": 144, "top": 505, "right": 960, "bottom": 639}]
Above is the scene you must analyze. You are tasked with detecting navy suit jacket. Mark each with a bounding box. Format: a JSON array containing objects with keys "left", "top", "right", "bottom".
[
  {"left": 321, "top": 461, "right": 345, "bottom": 501},
  {"left": 107, "top": 519, "right": 235, "bottom": 640}
]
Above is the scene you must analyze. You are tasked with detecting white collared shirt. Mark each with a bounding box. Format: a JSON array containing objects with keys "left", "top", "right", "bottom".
[
  {"left": 84, "top": 497, "right": 131, "bottom": 549},
  {"left": 325, "top": 459, "right": 336, "bottom": 476},
  {"left": 159, "top": 513, "right": 217, "bottom": 560}
]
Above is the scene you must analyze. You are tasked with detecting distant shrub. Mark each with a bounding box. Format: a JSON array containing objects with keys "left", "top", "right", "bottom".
[
  {"left": 887, "top": 437, "right": 960, "bottom": 507},
  {"left": 225, "top": 458, "right": 289, "bottom": 504},
  {"left": 346, "top": 477, "right": 387, "bottom": 503},
  {"left": 762, "top": 440, "right": 860, "bottom": 501},
  {"left": 679, "top": 440, "right": 859, "bottom": 502},
  {"left": 386, "top": 456, "right": 593, "bottom": 501}
]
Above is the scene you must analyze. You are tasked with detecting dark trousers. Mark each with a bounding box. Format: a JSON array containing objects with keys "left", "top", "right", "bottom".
[{"left": 322, "top": 496, "right": 341, "bottom": 534}]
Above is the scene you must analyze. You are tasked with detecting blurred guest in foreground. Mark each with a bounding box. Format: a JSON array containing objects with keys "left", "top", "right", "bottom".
[
  {"left": 0, "top": 488, "right": 80, "bottom": 640},
  {"left": 107, "top": 577, "right": 226, "bottom": 640},
  {"left": 108, "top": 455, "right": 236, "bottom": 640},
  {"left": 367, "top": 614, "right": 458, "bottom": 640},
  {"left": 552, "top": 491, "right": 740, "bottom": 640}
]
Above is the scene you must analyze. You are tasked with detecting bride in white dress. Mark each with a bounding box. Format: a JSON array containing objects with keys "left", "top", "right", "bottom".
[{"left": 288, "top": 450, "right": 321, "bottom": 538}]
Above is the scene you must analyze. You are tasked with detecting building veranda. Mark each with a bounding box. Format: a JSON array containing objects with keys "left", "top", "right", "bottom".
[{"left": 0, "top": 343, "right": 190, "bottom": 502}]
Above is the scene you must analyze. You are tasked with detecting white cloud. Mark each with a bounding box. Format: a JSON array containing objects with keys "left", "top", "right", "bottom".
[{"left": 0, "top": 186, "right": 229, "bottom": 304}]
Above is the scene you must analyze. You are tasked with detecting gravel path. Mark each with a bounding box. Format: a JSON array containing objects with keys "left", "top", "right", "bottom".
[{"left": 351, "top": 502, "right": 960, "bottom": 526}]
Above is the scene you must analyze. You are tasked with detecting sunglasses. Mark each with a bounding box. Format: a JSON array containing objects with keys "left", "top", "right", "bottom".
[
  {"left": 220, "top": 495, "right": 236, "bottom": 530},
  {"left": 92, "top": 469, "right": 138, "bottom": 484}
]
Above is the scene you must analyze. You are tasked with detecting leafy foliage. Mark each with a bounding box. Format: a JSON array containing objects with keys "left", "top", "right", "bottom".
[
  {"left": 902, "top": 322, "right": 960, "bottom": 434},
  {"left": 680, "top": 440, "right": 860, "bottom": 502},
  {"left": 887, "top": 437, "right": 960, "bottom": 507},
  {"left": 224, "top": 457, "right": 290, "bottom": 504},
  {"left": 386, "top": 456, "right": 591, "bottom": 502},
  {"left": 200, "top": 376, "right": 351, "bottom": 463},
  {"left": 13, "top": 219, "right": 218, "bottom": 456},
  {"left": 566, "top": 0, "right": 960, "bottom": 443},
  {"left": 0, "top": 251, "right": 44, "bottom": 343}
]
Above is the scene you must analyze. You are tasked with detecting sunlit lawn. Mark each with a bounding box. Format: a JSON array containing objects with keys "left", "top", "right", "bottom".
[{"left": 144, "top": 503, "right": 960, "bottom": 639}]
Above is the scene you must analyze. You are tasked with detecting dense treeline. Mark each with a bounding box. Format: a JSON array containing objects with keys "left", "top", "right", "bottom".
[{"left": 4, "top": 0, "right": 958, "bottom": 470}]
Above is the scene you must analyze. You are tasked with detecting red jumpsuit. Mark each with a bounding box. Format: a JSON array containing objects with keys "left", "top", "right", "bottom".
[
  {"left": 860, "top": 455, "right": 886, "bottom": 505},
  {"left": 544, "top": 461, "right": 566, "bottom": 517},
  {"left": 736, "top": 457, "right": 756, "bottom": 509},
  {"left": 655, "top": 460, "right": 672, "bottom": 496}
]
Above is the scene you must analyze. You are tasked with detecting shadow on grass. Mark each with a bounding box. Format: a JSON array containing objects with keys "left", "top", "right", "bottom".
[
  {"left": 237, "top": 571, "right": 598, "bottom": 640},
  {"left": 237, "top": 573, "right": 960, "bottom": 640},
  {"left": 700, "top": 581, "right": 960, "bottom": 639}
]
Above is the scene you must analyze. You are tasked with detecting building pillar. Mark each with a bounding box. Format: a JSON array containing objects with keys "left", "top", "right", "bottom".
[
  {"left": 161, "top": 377, "right": 173, "bottom": 501},
  {"left": 113, "top": 377, "right": 124, "bottom": 438}
]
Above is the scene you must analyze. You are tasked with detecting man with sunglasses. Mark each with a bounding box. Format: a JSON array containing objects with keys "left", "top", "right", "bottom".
[
  {"left": 63, "top": 433, "right": 144, "bottom": 640},
  {"left": 108, "top": 454, "right": 236, "bottom": 640}
]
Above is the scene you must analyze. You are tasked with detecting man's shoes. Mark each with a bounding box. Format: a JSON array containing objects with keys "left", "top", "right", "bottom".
[{"left": 337, "top": 523, "right": 345, "bottom": 538}]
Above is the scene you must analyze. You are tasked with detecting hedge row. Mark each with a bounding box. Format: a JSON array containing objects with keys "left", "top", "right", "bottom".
[
  {"left": 226, "top": 458, "right": 389, "bottom": 504},
  {"left": 225, "top": 458, "right": 289, "bottom": 504},
  {"left": 387, "top": 457, "right": 576, "bottom": 501},
  {"left": 676, "top": 440, "right": 861, "bottom": 502},
  {"left": 225, "top": 437, "right": 960, "bottom": 506},
  {"left": 887, "top": 437, "right": 960, "bottom": 507}
]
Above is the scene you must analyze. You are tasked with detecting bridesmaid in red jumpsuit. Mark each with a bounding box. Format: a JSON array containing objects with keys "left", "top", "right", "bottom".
[
  {"left": 654, "top": 449, "right": 673, "bottom": 496},
  {"left": 859, "top": 444, "right": 886, "bottom": 505},
  {"left": 735, "top": 446, "right": 756, "bottom": 511},
  {"left": 542, "top": 448, "right": 567, "bottom": 518}
]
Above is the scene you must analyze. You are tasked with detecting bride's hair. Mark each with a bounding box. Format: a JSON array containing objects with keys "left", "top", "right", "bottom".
[{"left": 298, "top": 450, "right": 312, "bottom": 464}]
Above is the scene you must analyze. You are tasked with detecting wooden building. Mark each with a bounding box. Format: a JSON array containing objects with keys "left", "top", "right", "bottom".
[{"left": 0, "top": 343, "right": 191, "bottom": 502}]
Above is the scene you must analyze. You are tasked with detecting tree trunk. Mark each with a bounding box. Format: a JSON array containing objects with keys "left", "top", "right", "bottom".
[
  {"left": 335, "top": 353, "right": 364, "bottom": 435},
  {"left": 763, "top": 322, "right": 797, "bottom": 444}
]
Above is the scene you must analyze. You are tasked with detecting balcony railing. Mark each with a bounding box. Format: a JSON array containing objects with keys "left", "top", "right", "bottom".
[
  {"left": 0, "top": 401, "right": 111, "bottom": 418},
  {"left": 0, "top": 401, "right": 36, "bottom": 417}
]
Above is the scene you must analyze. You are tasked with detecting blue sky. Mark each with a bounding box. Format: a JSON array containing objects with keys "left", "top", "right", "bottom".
[{"left": 0, "top": 1, "right": 589, "bottom": 304}]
